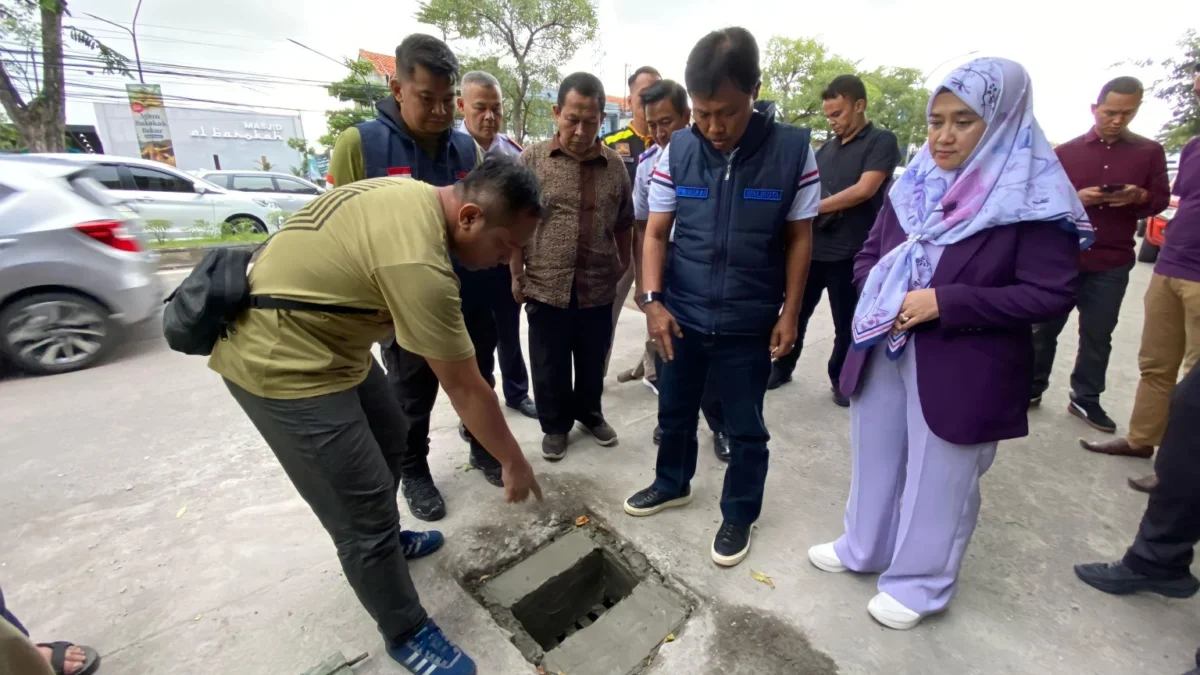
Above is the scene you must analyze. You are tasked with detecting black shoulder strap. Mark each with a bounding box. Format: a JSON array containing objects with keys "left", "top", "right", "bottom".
[{"left": 248, "top": 295, "right": 377, "bottom": 315}]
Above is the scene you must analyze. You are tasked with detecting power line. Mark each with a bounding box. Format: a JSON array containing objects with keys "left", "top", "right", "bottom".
[{"left": 70, "top": 15, "right": 292, "bottom": 42}]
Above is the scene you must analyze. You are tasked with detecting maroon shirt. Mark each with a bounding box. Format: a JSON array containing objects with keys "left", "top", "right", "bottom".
[
  {"left": 1156, "top": 136, "right": 1200, "bottom": 283},
  {"left": 1055, "top": 129, "right": 1170, "bottom": 272}
]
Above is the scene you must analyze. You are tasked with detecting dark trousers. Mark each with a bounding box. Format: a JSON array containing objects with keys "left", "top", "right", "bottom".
[
  {"left": 381, "top": 274, "right": 500, "bottom": 476},
  {"left": 224, "top": 362, "right": 426, "bottom": 643},
  {"left": 526, "top": 287, "right": 613, "bottom": 435},
  {"left": 772, "top": 258, "right": 858, "bottom": 385},
  {"left": 654, "top": 351, "right": 723, "bottom": 432},
  {"left": 654, "top": 325, "right": 772, "bottom": 526},
  {"left": 1031, "top": 262, "right": 1133, "bottom": 404},
  {"left": 487, "top": 266, "right": 531, "bottom": 405},
  {"left": 0, "top": 586, "right": 28, "bottom": 637},
  {"left": 1123, "top": 363, "right": 1200, "bottom": 580}
]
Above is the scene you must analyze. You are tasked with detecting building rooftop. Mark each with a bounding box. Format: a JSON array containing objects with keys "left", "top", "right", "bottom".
[{"left": 359, "top": 48, "right": 396, "bottom": 79}]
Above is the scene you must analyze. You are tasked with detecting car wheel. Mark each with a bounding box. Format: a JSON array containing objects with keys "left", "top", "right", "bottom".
[
  {"left": 225, "top": 216, "right": 267, "bottom": 234},
  {"left": 1137, "top": 238, "right": 1160, "bottom": 264},
  {"left": 0, "top": 293, "right": 116, "bottom": 376}
]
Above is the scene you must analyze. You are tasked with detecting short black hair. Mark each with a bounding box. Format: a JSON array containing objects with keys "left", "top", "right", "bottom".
[
  {"left": 684, "top": 27, "right": 760, "bottom": 98},
  {"left": 1097, "top": 76, "right": 1144, "bottom": 104},
  {"left": 640, "top": 79, "right": 689, "bottom": 116},
  {"left": 628, "top": 66, "right": 661, "bottom": 90},
  {"left": 557, "top": 71, "right": 606, "bottom": 110},
  {"left": 821, "top": 74, "right": 867, "bottom": 103},
  {"left": 395, "top": 34, "right": 459, "bottom": 84},
  {"left": 456, "top": 154, "right": 544, "bottom": 223}
]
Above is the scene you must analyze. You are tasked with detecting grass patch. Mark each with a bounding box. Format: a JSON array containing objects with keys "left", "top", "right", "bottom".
[{"left": 149, "top": 232, "right": 268, "bottom": 249}]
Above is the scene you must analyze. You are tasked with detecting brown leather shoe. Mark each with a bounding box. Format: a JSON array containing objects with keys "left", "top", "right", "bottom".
[
  {"left": 1127, "top": 474, "right": 1159, "bottom": 493},
  {"left": 1078, "top": 437, "right": 1154, "bottom": 459}
]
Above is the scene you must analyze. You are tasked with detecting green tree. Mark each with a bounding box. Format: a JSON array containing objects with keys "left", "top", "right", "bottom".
[
  {"left": 318, "top": 58, "right": 389, "bottom": 149},
  {"left": 459, "top": 54, "right": 554, "bottom": 141},
  {"left": 0, "top": 1, "right": 129, "bottom": 151},
  {"left": 287, "top": 136, "right": 316, "bottom": 177},
  {"left": 761, "top": 36, "right": 858, "bottom": 138},
  {"left": 861, "top": 66, "right": 928, "bottom": 160},
  {"left": 1137, "top": 29, "right": 1199, "bottom": 153},
  {"left": 416, "top": 0, "right": 598, "bottom": 144}
]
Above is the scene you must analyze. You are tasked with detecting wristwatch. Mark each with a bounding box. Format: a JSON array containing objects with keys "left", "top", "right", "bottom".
[{"left": 637, "top": 291, "right": 664, "bottom": 308}]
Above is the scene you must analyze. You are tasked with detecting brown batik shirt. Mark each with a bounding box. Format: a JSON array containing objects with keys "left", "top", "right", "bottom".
[{"left": 518, "top": 135, "right": 633, "bottom": 309}]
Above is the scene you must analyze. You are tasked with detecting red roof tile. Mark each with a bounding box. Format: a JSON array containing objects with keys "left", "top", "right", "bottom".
[{"left": 359, "top": 49, "right": 396, "bottom": 78}]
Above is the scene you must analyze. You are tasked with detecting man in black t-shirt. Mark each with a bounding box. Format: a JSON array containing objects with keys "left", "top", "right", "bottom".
[{"left": 768, "top": 74, "right": 900, "bottom": 405}]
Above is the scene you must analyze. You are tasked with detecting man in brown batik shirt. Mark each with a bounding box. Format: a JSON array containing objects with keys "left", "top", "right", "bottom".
[{"left": 512, "top": 71, "right": 634, "bottom": 462}]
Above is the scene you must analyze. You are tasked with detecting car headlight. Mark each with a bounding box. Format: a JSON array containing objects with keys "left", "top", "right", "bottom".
[{"left": 252, "top": 198, "right": 280, "bottom": 210}]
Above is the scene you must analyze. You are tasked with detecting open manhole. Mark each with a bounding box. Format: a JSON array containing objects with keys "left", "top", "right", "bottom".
[{"left": 471, "top": 522, "right": 691, "bottom": 675}]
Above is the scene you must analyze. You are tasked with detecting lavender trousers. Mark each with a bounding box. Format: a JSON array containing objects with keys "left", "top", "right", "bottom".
[{"left": 834, "top": 343, "right": 997, "bottom": 615}]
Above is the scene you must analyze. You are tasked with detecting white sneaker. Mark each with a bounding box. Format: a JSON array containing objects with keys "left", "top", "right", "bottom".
[
  {"left": 867, "top": 592, "right": 923, "bottom": 630},
  {"left": 807, "top": 542, "right": 847, "bottom": 573}
]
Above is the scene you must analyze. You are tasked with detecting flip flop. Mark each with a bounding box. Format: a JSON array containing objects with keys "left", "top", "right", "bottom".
[{"left": 36, "top": 641, "right": 100, "bottom": 675}]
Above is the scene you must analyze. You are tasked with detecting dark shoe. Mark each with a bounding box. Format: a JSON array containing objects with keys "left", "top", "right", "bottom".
[
  {"left": 766, "top": 365, "right": 792, "bottom": 390},
  {"left": 713, "top": 431, "right": 730, "bottom": 462},
  {"left": 1029, "top": 394, "right": 1042, "bottom": 409},
  {"left": 1128, "top": 474, "right": 1159, "bottom": 493},
  {"left": 1068, "top": 398, "right": 1117, "bottom": 433},
  {"left": 652, "top": 425, "right": 662, "bottom": 445},
  {"left": 468, "top": 452, "right": 504, "bottom": 488},
  {"left": 580, "top": 420, "right": 618, "bottom": 446},
  {"left": 400, "top": 530, "right": 445, "bottom": 559},
  {"left": 1079, "top": 437, "right": 1153, "bottom": 459},
  {"left": 457, "top": 422, "right": 470, "bottom": 442},
  {"left": 624, "top": 485, "right": 692, "bottom": 517},
  {"left": 506, "top": 396, "right": 538, "bottom": 419},
  {"left": 386, "top": 620, "right": 477, "bottom": 675},
  {"left": 831, "top": 386, "right": 850, "bottom": 408},
  {"left": 1074, "top": 561, "right": 1200, "bottom": 598},
  {"left": 401, "top": 475, "right": 447, "bottom": 522},
  {"left": 711, "top": 521, "right": 754, "bottom": 567},
  {"left": 542, "top": 433, "right": 568, "bottom": 461}
]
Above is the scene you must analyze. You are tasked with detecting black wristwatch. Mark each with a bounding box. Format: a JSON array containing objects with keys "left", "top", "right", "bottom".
[{"left": 637, "top": 291, "right": 664, "bottom": 308}]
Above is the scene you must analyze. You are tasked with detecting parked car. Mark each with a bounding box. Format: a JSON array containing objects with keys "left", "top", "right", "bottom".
[
  {"left": 1138, "top": 171, "right": 1180, "bottom": 264},
  {"left": 29, "top": 154, "right": 282, "bottom": 238},
  {"left": 0, "top": 156, "right": 161, "bottom": 376},
  {"left": 192, "top": 170, "right": 325, "bottom": 212}
]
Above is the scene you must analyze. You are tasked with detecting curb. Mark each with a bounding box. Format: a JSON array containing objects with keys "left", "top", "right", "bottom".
[{"left": 153, "top": 242, "right": 260, "bottom": 270}]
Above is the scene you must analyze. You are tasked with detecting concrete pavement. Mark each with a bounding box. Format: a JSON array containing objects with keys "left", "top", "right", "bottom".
[{"left": 1, "top": 262, "right": 1198, "bottom": 674}]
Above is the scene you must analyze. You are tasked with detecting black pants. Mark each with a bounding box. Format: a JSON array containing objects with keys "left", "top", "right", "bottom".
[
  {"left": 526, "top": 288, "right": 613, "bottom": 435},
  {"left": 382, "top": 273, "right": 500, "bottom": 477},
  {"left": 654, "top": 326, "right": 772, "bottom": 525},
  {"left": 1123, "top": 363, "right": 1200, "bottom": 580},
  {"left": 1031, "top": 262, "right": 1133, "bottom": 404},
  {"left": 487, "top": 265, "right": 532, "bottom": 406},
  {"left": 224, "top": 362, "right": 426, "bottom": 643},
  {"left": 772, "top": 258, "right": 858, "bottom": 386},
  {"left": 654, "top": 351, "right": 723, "bottom": 432}
]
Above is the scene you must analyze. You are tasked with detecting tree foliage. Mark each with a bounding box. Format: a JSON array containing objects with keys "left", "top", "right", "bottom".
[
  {"left": 1135, "top": 29, "right": 1199, "bottom": 153},
  {"left": 416, "top": 0, "right": 598, "bottom": 144},
  {"left": 318, "top": 58, "right": 388, "bottom": 149},
  {"left": 762, "top": 36, "right": 927, "bottom": 156},
  {"left": 0, "top": 0, "right": 130, "bottom": 152}
]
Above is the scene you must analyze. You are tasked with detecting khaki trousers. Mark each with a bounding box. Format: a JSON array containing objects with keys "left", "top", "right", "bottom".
[
  {"left": 1127, "top": 273, "right": 1200, "bottom": 448},
  {"left": 0, "top": 617, "right": 53, "bottom": 675}
]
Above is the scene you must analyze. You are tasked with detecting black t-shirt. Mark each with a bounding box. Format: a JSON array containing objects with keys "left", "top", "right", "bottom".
[{"left": 812, "top": 122, "right": 901, "bottom": 262}]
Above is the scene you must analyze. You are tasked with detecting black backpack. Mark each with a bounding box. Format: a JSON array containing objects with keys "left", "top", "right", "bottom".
[{"left": 162, "top": 246, "right": 375, "bottom": 356}]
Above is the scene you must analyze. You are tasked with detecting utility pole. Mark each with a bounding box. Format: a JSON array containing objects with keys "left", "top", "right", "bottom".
[{"left": 83, "top": 1, "right": 146, "bottom": 84}]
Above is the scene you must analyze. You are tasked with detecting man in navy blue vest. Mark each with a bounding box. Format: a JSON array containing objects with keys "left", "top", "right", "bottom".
[
  {"left": 623, "top": 27, "right": 819, "bottom": 568},
  {"left": 330, "top": 34, "right": 499, "bottom": 523}
]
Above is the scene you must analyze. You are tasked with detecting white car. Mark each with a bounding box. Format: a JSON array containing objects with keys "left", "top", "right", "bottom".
[
  {"left": 36, "top": 154, "right": 282, "bottom": 238},
  {"left": 192, "top": 170, "right": 325, "bottom": 212}
]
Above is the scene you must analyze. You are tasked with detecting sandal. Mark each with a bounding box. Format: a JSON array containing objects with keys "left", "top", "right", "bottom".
[{"left": 36, "top": 641, "right": 100, "bottom": 675}]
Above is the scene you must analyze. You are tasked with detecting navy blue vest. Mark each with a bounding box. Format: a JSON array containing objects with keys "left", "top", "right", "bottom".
[
  {"left": 666, "top": 103, "right": 812, "bottom": 336},
  {"left": 356, "top": 97, "right": 478, "bottom": 187}
]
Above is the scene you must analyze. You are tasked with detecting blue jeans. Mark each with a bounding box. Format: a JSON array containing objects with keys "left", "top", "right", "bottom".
[{"left": 653, "top": 325, "right": 772, "bottom": 526}]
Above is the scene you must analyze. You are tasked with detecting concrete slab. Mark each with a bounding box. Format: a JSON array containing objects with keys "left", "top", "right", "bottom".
[
  {"left": 543, "top": 578, "right": 689, "bottom": 675},
  {"left": 481, "top": 529, "right": 598, "bottom": 609}
]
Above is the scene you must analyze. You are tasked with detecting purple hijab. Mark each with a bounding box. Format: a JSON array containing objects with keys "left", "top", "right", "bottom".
[{"left": 850, "top": 57, "right": 1093, "bottom": 356}]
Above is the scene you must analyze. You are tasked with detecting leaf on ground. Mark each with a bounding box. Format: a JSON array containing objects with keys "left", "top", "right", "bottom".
[
  {"left": 461, "top": 463, "right": 476, "bottom": 472},
  {"left": 479, "top": 574, "right": 491, "bottom": 582},
  {"left": 175, "top": 505, "right": 187, "bottom": 519},
  {"left": 750, "top": 569, "right": 775, "bottom": 589},
  {"left": 663, "top": 633, "right": 676, "bottom": 643},
  {"left": 537, "top": 666, "right": 547, "bottom": 675},
  {"left": 574, "top": 515, "right": 590, "bottom": 527}
]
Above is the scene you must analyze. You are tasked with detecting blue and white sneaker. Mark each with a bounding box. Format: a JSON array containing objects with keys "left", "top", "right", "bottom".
[
  {"left": 401, "top": 530, "right": 444, "bottom": 560},
  {"left": 387, "top": 621, "right": 476, "bottom": 675}
]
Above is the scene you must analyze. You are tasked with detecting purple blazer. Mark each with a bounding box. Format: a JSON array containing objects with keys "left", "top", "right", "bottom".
[{"left": 838, "top": 200, "right": 1080, "bottom": 445}]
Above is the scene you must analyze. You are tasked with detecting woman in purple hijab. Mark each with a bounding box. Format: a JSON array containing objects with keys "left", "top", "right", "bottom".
[{"left": 806, "top": 57, "right": 1092, "bottom": 630}]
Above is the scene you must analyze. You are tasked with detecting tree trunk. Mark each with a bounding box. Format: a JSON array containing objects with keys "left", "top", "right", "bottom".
[{"left": 38, "top": 2, "right": 67, "bottom": 152}]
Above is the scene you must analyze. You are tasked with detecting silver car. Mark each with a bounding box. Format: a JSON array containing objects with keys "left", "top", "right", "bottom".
[
  {"left": 0, "top": 156, "right": 161, "bottom": 375},
  {"left": 193, "top": 170, "right": 325, "bottom": 212}
]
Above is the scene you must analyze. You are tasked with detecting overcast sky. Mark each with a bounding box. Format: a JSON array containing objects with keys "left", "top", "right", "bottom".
[{"left": 65, "top": 0, "right": 1190, "bottom": 150}]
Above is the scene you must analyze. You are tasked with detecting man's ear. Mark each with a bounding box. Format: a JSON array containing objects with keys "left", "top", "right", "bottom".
[
  {"left": 856, "top": 98, "right": 867, "bottom": 114},
  {"left": 752, "top": 80, "right": 761, "bottom": 101},
  {"left": 458, "top": 203, "right": 484, "bottom": 231},
  {"left": 457, "top": 96, "right": 466, "bottom": 114},
  {"left": 390, "top": 77, "right": 403, "bottom": 101}
]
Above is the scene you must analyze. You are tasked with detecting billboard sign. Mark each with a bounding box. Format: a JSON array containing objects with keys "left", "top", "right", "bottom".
[{"left": 126, "top": 83, "right": 176, "bottom": 166}]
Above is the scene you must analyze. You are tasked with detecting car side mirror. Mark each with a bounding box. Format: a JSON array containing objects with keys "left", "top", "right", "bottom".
[{"left": 193, "top": 183, "right": 209, "bottom": 194}]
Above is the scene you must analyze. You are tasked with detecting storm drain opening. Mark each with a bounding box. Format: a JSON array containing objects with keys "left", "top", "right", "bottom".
[{"left": 472, "top": 522, "right": 692, "bottom": 675}]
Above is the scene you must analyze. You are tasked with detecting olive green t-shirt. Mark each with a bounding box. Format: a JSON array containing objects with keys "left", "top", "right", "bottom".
[{"left": 208, "top": 178, "right": 475, "bottom": 399}]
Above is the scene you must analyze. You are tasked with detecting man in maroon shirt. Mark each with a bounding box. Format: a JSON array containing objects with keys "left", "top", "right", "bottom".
[
  {"left": 1084, "top": 63, "right": 1200, "bottom": 486},
  {"left": 1031, "top": 76, "right": 1171, "bottom": 433}
]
